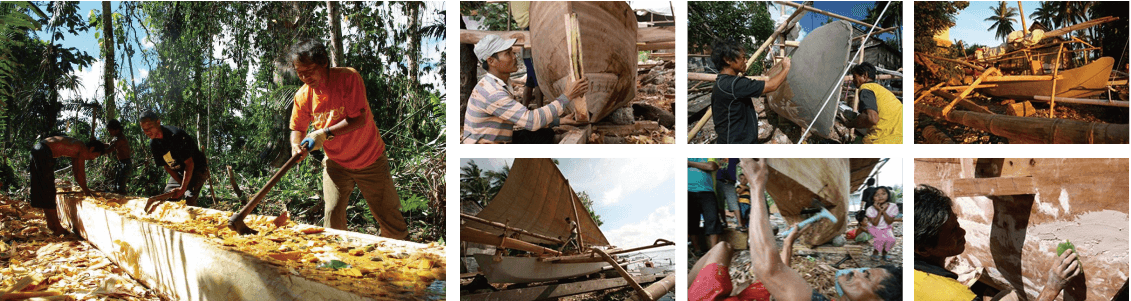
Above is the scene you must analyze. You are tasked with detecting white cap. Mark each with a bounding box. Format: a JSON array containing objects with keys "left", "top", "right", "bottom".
[{"left": 474, "top": 35, "right": 517, "bottom": 61}]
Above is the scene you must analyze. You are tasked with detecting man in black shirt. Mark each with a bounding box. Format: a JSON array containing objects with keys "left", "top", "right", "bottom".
[
  {"left": 710, "top": 39, "right": 791, "bottom": 144},
  {"left": 139, "top": 111, "right": 211, "bottom": 206}
]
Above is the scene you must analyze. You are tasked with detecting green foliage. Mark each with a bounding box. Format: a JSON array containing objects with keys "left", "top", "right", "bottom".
[
  {"left": 317, "top": 259, "right": 351, "bottom": 270},
  {"left": 985, "top": 1, "right": 1018, "bottom": 43},
  {"left": 576, "top": 191, "right": 603, "bottom": 227},
  {"left": 1090, "top": 1, "right": 1129, "bottom": 61},
  {"left": 459, "top": 2, "right": 516, "bottom": 31},
  {"left": 1057, "top": 240, "right": 1076, "bottom": 256},
  {"left": 688, "top": 1, "right": 774, "bottom": 74},
  {"left": 913, "top": 1, "right": 969, "bottom": 54},
  {"left": 3, "top": 2, "right": 446, "bottom": 243}
]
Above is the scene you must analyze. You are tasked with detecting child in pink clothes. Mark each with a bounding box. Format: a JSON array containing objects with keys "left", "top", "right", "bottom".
[{"left": 865, "top": 186, "right": 899, "bottom": 261}]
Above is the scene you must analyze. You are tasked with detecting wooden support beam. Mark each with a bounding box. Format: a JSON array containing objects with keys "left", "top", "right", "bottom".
[
  {"left": 461, "top": 275, "right": 663, "bottom": 301},
  {"left": 461, "top": 213, "right": 564, "bottom": 244},
  {"left": 939, "top": 84, "right": 999, "bottom": 91},
  {"left": 982, "top": 75, "right": 1062, "bottom": 82},
  {"left": 744, "top": 1, "right": 809, "bottom": 70},
  {"left": 1049, "top": 44, "right": 1065, "bottom": 117},
  {"left": 947, "top": 177, "right": 1038, "bottom": 197},
  {"left": 558, "top": 125, "right": 591, "bottom": 144},
  {"left": 853, "top": 26, "right": 897, "bottom": 40},
  {"left": 775, "top": 1, "right": 883, "bottom": 32},
  {"left": 915, "top": 103, "right": 1129, "bottom": 144},
  {"left": 461, "top": 227, "right": 562, "bottom": 256},
  {"left": 637, "top": 42, "right": 675, "bottom": 51},
  {"left": 591, "top": 248, "right": 650, "bottom": 301},
  {"left": 54, "top": 194, "right": 441, "bottom": 300}
]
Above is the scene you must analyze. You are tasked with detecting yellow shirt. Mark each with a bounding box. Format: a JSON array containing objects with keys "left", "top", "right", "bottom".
[
  {"left": 510, "top": 1, "right": 531, "bottom": 28},
  {"left": 860, "top": 82, "right": 903, "bottom": 144},
  {"left": 913, "top": 270, "right": 977, "bottom": 301}
]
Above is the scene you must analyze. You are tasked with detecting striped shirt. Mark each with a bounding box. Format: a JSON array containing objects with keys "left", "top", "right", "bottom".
[{"left": 461, "top": 73, "right": 569, "bottom": 144}]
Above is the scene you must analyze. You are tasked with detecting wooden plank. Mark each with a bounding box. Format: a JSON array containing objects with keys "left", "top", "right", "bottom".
[
  {"left": 594, "top": 121, "right": 659, "bottom": 136},
  {"left": 460, "top": 29, "right": 531, "bottom": 46},
  {"left": 637, "top": 42, "right": 675, "bottom": 51},
  {"left": 54, "top": 194, "right": 442, "bottom": 301},
  {"left": 558, "top": 125, "right": 591, "bottom": 144},
  {"left": 636, "top": 26, "right": 674, "bottom": 43},
  {"left": 687, "top": 72, "right": 897, "bottom": 82},
  {"left": 947, "top": 177, "right": 1038, "bottom": 197},
  {"left": 462, "top": 275, "right": 663, "bottom": 300}
]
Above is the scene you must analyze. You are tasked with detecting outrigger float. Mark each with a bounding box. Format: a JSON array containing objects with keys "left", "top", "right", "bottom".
[{"left": 460, "top": 158, "right": 675, "bottom": 300}]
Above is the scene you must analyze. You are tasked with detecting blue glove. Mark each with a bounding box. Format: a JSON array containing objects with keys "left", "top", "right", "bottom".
[{"left": 300, "top": 137, "right": 317, "bottom": 150}]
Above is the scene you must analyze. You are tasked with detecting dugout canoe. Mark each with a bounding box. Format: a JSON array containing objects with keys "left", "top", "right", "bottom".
[
  {"left": 529, "top": 1, "right": 638, "bottom": 122},
  {"left": 977, "top": 57, "right": 1115, "bottom": 100},
  {"left": 766, "top": 158, "right": 881, "bottom": 246}
]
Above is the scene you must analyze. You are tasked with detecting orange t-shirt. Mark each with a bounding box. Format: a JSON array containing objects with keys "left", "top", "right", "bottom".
[{"left": 290, "top": 67, "right": 386, "bottom": 170}]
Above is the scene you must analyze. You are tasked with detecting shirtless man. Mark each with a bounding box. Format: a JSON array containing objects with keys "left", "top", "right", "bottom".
[
  {"left": 28, "top": 136, "right": 107, "bottom": 234},
  {"left": 106, "top": 119, "right": 133, "bottom": 194}
]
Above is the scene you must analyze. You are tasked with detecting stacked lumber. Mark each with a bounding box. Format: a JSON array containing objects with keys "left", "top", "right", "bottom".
[
  {"left": 50, "top": 186, "right": 445, "bottom": 300},
  {"left": 0, "top": 195, "right": 161, "bottom": 300}
]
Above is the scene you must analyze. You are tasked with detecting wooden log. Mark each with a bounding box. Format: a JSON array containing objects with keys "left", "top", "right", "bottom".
[
  {"left": 637, "top": 42, "right": 675, "bottom": 51},
  {"left": 982, "top": 75, "right": 1062, "bottom": 82},
  {"left": 743, "top": 0, "right": 809, "bottom": 70},
  {"left": 775, "top": 1, "right": 884, "bottom": 32},
  {"left": 942, "top": 68, "right": 998, "bottom": 117},
  {"left": 1043, "top": 16, "right": 1119, "bottom": 38},
  {"left": 632, "top": 103, "right": 675, "bottom": 129},
  {"left": 688, "top": 107, "right": 712, "bottom": 143},
  {"left": 914, "top": 158, "right": 1129, "bottom": 300},
  {"left": 460, "top": 29, "right": 531, "bottom": 46},
  {"left": 916, "top": 103, "right": 1129, "bottom": 144},
  {"left": 921, "top": 125, "right": 956, "bottom": 144},
  {"left": 54, "top": 194, "right": 442, "bottom": 300}
]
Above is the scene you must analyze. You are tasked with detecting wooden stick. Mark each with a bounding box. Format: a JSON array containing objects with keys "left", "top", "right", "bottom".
[
  {"left": 914, "top": 82, "right": 947, "bottom": 104},
  {"left": 566, "top": 182, "right": 585, "bottom": 251},
  {"left": 688, "top": 107, "right": 712, "bottom": 143},
  {"left": 941, "top": 68, "right": 997, "bottom": 117},
  {"left": 226, "top": 165, "right": 244, "bottom": 200},
  {"left": 461, "top": 213, "right": 565, "bottom": 244},
  {"left": 775, "top": 1, "right": 884, "bottom": 32},
  {"left": 1049, "top": 44, "right": 1064, "bottom": 117}
]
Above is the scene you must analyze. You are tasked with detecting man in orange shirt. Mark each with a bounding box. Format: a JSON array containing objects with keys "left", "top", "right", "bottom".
[{"left": 288, "top": 39, "right": 407, "bottom": 239}]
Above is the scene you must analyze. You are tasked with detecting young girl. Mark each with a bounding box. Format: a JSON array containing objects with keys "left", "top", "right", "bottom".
[{"left": 865, "top": 186, "right": 899, "bottom": 261}]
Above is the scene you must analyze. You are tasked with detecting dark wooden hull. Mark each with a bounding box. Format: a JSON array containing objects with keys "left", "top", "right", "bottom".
[
  {"left": 530, "top": 1, "right": 638, "bottom": 122},
  {"left": 980, "top": 57, "right": 1114, "bottom": 100}
]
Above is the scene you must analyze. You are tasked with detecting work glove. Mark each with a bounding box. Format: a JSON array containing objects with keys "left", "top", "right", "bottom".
[{"left": 300, "top": 129, "right": 329, "bottom": 152}]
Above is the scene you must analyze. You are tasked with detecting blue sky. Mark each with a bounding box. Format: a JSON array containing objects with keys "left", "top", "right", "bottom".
[
  {"left": 460, "top": 158, "right": 677, "bottom": 250},
  {"left": 35, "top": 1, "right": 445, "bottom": 108},
  {"left": 772, "top": 1, "right": 900, "bottom": 42},
  {"left": 950, "top": 1, "right": 1041, "bottom": 47}
]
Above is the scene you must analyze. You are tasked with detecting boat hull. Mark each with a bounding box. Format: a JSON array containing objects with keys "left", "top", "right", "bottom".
[
  {"left": 530, "top": 1, "right": 638, "bottom": 122},
  {"left": 473, "top": 254, "right": 609, "bottom": 284},
  {"left": 979, "top": 57, "right": 1114, "bottom": 100},
  {"left": 915, "top": 158, "right": 1129, "bottom": 300}
]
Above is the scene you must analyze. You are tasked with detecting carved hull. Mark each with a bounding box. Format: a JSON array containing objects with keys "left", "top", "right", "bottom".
[
  {"left": 979, "top": 57, "right": 1114, "bottom": 100},
  {"left": 766, "top": 158, "right": 880, "bottom": 245},
  {"left": 530, "top": 1, "right": 638, "bottom": 122},
  {"left": 767, "top": 21, "right": 852, "bottom": 139},
  {"left": 473, "top": 254, "right": 609, "bottom": 284},
  {"left": 914, "top": 158, "right": 1129, "bottom": 300}
]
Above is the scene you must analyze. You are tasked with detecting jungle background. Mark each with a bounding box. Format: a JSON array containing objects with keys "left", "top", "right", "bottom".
[{"left": 0, "top": 1, "right": 446, "bottom": 243}]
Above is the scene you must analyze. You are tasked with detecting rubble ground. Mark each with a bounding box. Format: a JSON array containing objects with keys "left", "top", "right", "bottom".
[{"left": 688, "top": 213, "right": 903, "bottom": 299}]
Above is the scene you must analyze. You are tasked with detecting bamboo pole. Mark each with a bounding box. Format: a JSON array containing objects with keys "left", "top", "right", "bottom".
[
  {"left": 1031, "top": 95, "right": 1130, "bottom": 107},
  {"left": 743, "top": 2, "right": 810, "bottom": 70},
  {"left": 687, "top": 107, "right": 712, "bottom": 143},
  {"left": 1049, "top": 45, "right": 1064, "bottom": 117},
  {"left": 914, "top": 82, "right": 946, "bottom": 104},
  {"left": 591, "top": 248, "right": 650, "bottom": 301},
  {"left": 461, "top": 213, "right": 565, "bottom": 244},
  {"left": 775, "top": 1, "right": 884, "bottom": 32},
  {"left": 1018, "top": 1, "right": 1028, "bottom": 35}
]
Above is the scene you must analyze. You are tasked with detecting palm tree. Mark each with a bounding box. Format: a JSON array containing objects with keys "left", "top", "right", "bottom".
[
  {"left": 1029, "top": 1, "right": 1057, "bottom": 30},
  {"left": 985, "top": 1, "right": 1018, "bottom": 43},
  {"left": 460, "top": 160, "right": 492, "bottom": 207},
  {"left": 484, "top": 163, "right": 509, "bottom": 197}
]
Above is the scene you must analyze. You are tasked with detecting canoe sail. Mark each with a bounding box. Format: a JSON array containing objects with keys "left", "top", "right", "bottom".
[
  {"left": 530, "top": 1, "right": 638, "bottom": 122},
  {"left": 468, "top": 158, "right": 610, "bottom": 247}
]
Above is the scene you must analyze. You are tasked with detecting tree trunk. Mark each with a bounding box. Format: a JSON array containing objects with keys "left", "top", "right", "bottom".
[
  {"left": 327, "top": 1, "right": 343, "bottom": 67},
  {"left": 407, "top": 3, "right": 421, "bottom": 86},
  {"left": 460, "top": 18, "right": 476, "bottom": 126},
  {"left": 102, "top": 1, "right": 116, "bottom": 122}
]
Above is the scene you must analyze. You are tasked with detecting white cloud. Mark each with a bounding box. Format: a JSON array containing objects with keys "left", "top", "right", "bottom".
[
  {"left": 57, "top": 60, "right": 105, "bottom": 102},
  {"left": 604, "top": 205, "right": 677, "bottom": 249},
  {"left": 569, "top": 158, "right": 674, "bottom": 207}
]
